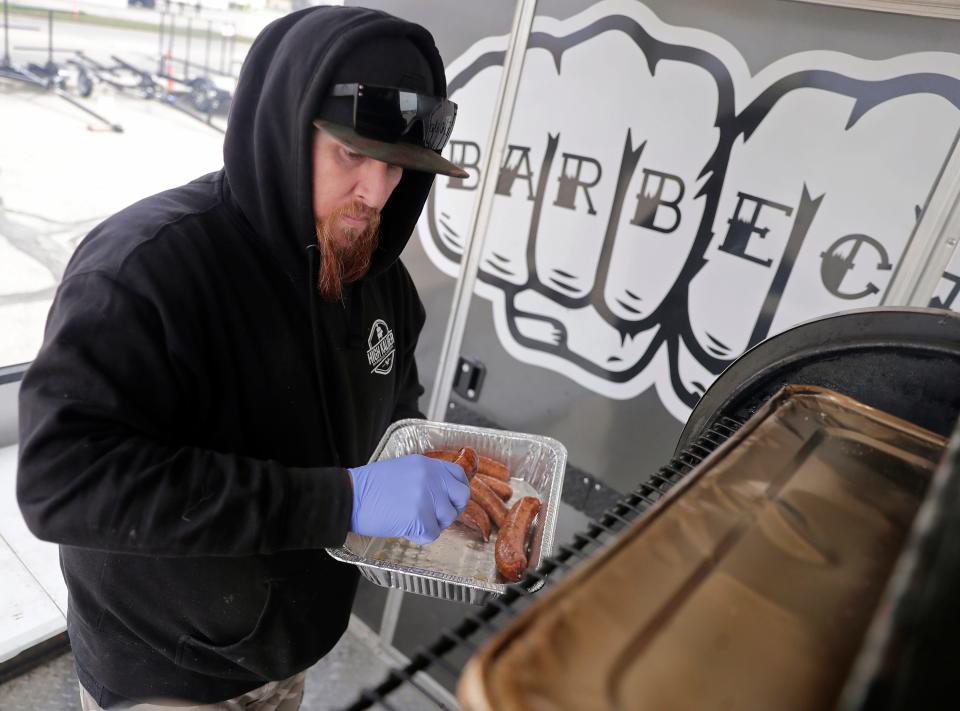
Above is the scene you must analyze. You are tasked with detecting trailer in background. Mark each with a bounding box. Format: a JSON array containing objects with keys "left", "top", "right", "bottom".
[
  {"left": 351, "top": 0, "right": 960, "bottom": 497},
  {"left": 345, "top": 0, "right": 960, "bottom": 653}
]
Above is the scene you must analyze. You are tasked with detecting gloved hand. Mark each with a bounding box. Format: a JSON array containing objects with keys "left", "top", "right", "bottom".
[{"left": 348, "top": 454, "right": 471, "bottom": 545}]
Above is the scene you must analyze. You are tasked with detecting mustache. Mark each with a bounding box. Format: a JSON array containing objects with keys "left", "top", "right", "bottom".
[{"left": 337, "top": 202, "right": 381, "bottom": 228}]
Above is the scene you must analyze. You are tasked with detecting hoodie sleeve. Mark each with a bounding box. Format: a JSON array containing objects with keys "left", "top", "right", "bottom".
[{"left": 17, "top": 269, "right": 354, "bottom": 557}]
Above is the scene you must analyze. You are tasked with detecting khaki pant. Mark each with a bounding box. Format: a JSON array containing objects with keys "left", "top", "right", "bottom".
[{"left": 79, "top": 671, "right": 305, "bottom": 711}]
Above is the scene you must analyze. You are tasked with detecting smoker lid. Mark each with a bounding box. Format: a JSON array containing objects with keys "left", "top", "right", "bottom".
[{"left": 676, "top": 307, "right": 960, "bottom": 455}]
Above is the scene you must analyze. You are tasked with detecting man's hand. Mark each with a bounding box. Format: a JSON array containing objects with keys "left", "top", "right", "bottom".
[{"left": 348, "top": 454, "right": 471, "bottom": 544}]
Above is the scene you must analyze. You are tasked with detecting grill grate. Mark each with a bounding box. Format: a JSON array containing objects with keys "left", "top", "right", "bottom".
[{"left": 340, "top": 416, "right": 744, "bottom": 711}]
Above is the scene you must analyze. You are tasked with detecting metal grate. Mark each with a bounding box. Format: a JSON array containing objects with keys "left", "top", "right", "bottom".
[{"left": 341, "top": 416, "right": 745, "bottom": 711}]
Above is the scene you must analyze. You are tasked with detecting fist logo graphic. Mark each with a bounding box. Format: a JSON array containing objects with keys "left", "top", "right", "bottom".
[{"left": 419, "top": 0, "right": 960, "bottom": 421}]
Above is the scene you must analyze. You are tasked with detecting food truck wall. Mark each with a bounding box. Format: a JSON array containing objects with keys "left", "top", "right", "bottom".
[{"left": 348, "top": 0, "right": 960, "bottom": 496}]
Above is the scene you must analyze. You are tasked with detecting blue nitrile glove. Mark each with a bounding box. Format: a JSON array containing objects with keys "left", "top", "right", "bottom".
[{"left": 348, "top": 454, "right": 471, "bottom": 545}]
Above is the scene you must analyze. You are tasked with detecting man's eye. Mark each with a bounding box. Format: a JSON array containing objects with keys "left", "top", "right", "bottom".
[{"left": 344, "top": 149, "right": 363, "bottom": 161}]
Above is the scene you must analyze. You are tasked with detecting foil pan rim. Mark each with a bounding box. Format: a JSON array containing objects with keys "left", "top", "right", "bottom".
[{"left": 326, "top": 419, "right": 567, "bottom": 601}]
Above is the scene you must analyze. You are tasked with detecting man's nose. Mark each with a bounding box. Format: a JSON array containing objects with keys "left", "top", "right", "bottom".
[{"left": 355, "top": 160, "right": 398, "bottom": 211}]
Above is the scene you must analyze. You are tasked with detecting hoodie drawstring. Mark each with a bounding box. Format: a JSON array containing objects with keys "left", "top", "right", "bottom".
[
  {"left": 306, "top": 244, "right": 343, "bottom": 467},
  {"left": 341, "top": 283, "right": 366, "bottom": 350}
]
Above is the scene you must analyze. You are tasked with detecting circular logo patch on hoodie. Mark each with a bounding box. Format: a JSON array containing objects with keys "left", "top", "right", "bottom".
[{"left": 367, "top": 319, "right": 396, "bottom": 375}]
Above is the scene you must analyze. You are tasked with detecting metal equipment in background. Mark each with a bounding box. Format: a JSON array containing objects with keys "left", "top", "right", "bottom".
[
  {"left": 0, "top": 2, "right": 237, "bottom": 133},
  {"left": 73, "top": 7, "right": 238, "bottom": 132},
  {"left": 101, "top": 51, "right": 229, "bottom": 133},
  {"left": 152, "top": 8, "right": 236, "bottom": 122},
  {"left": 0, "top": 0, "right": 121, "bottom": 131}
]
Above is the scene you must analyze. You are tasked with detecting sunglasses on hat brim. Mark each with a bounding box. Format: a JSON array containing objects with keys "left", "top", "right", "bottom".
[
  {"left": 330, "top": 83, "right": 458, "bottom": 153},
  {"left": 313, "top": 120, "right": 469, "bottom": 179}
]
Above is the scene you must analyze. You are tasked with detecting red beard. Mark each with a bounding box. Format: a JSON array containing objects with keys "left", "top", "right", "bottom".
[{"left": 315, "top": 202, "right": 381, "bottom": 301}]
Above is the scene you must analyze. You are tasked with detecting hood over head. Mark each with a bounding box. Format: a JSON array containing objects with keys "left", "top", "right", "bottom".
[{"left": 223, "top": 6, "right": 453, "bottom": 286}]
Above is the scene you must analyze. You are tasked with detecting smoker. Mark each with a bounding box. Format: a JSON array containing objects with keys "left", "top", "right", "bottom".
[{"left": 339, "top": 307, "right": 960, "bottom": 711}]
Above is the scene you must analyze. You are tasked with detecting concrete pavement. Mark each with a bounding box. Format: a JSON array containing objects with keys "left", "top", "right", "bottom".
[{"left": 7, "top": 0, "right": 343, "bottom": 41}]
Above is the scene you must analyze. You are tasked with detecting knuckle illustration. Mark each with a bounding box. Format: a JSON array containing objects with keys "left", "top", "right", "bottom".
[{"left": 421, "top": 6, "right": 960, "bottom": 421}]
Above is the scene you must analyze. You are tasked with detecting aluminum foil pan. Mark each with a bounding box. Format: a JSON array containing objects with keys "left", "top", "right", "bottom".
[{"left": 327, "top": 418, "right": 567, "bottom": 605}]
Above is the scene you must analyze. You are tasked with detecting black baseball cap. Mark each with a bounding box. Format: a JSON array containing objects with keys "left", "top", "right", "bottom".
[{"left": 314, "top": 36, "right": 467, "bottom": 179}]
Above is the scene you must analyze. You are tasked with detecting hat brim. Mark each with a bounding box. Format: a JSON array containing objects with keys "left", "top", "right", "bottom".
[{"left": 314, "top": 120, "right": 468, "bottom": 179}]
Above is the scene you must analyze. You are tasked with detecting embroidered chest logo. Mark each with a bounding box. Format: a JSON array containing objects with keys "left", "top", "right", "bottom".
[{"left": 367, "top": 319, "right": 396, "bottom": 375}]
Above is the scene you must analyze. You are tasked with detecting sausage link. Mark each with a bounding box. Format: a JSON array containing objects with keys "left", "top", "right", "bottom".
[
  {"left": 495, "top": 496, "right": 541, "bottom": 582},
  {"left": 477, "top": 455, "right": 510, "bottom": 482},
  {"left": 425, "top": 448, "right": 478, "bottom": 480},
  {"left": 424, "top": 449, "right": 457, "bottom": 462},
  {"left": 452, "top": 447, "right": 478, "bottom": 480},
  {"left": 476, "top": 474, "right": 512, "bottom": 500},
  {"left": 426, "top": 449, "right": 509, "bottom": 482},
  {"left": 470, "top": 477, "right": 509, "bottom": 528},
  {"left": 457, "top": 499, "right": 491, "bottom": 542}
]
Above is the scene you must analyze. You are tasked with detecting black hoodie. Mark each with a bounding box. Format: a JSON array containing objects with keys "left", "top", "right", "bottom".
[{"left": 16, "top": 6, "right": 443, "bottom": 705}]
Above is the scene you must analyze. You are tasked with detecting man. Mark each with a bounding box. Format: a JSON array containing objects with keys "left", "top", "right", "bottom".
[{"left": 16, "top": 6, "right": 471, "bottom": 709}]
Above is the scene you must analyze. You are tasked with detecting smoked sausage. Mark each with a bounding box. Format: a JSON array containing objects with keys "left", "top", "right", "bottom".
[
  {"left": 470, "top": 477, "right": 509, "bottom": 528},
  {"left": 495, "top": 496, "right": 541, "bottom": 582},
  {"left": 424, "top": 449, "right": 456, "bottom": 462},
  {"left": 426, "top": 449, "right": 511, "bottom": 482},
  {"left": 477, "top": 474, "right": 512, "bottom": 500},
  {"left": 477, "top": 455, "right": 510, "bottom": 482},
  {"left": 452, "top": 447, "right": 479, "bottom": 480},
  {"left": 457, "top": 499, "right": 491, "bottom": 542},
  {"left": 426, "top": 447, "right": 478, "bottom": 480}
]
